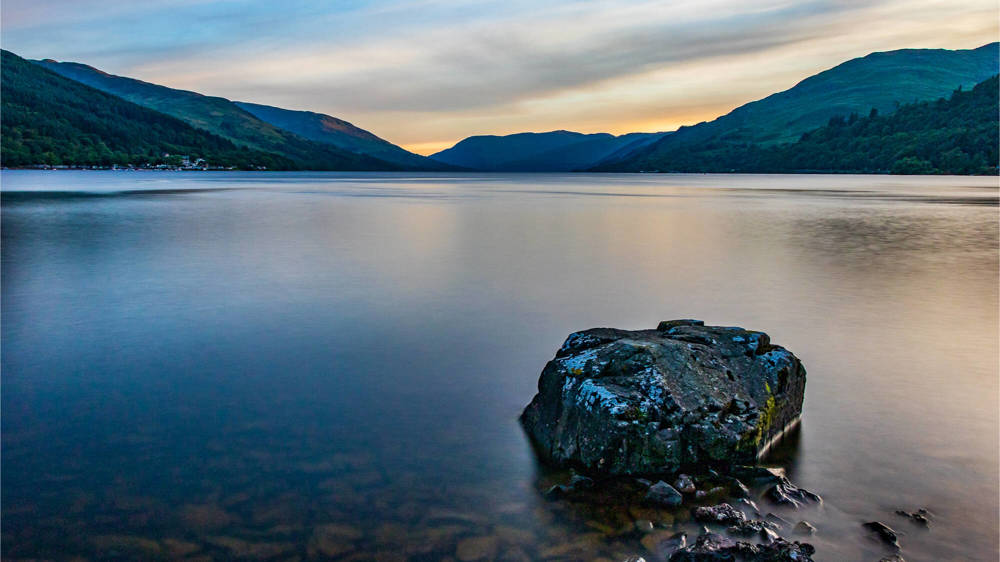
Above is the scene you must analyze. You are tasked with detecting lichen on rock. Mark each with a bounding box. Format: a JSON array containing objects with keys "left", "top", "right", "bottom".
[{"left": 520, "top": 320, "right": 806, "bottom": 475}]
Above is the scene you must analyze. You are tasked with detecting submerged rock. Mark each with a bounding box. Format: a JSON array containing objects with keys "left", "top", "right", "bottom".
[
  {"left": 894, "top": 508, "right": 931, "bottom": 527},
  {"left": 542, "top": 473, "right": 597, "bottom": 499},
  {"left": 520, "top": 320, "right": 807, "bottom": 475},
  {"left": 455, "top": 535, "right": 499, "bottom": 561},
  {"left": 641, "top": 530, "right": 687, "bottom": 558},
  {"left": 764, "top": 513, "right": 791, "bottom": 529}
]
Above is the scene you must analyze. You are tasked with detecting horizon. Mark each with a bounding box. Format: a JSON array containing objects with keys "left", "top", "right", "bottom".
[{"left": 1, "top": 1, "right": 997, "bottom": 155}]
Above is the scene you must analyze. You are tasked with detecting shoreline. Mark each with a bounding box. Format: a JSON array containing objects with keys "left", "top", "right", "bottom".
[{"left": 2, "top": 167, "right": 997, "bottom": 176}]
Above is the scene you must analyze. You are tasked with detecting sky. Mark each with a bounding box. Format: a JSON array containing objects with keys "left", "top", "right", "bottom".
[{"left": 2, "top": 1, "right": 997, "bottom": 154}]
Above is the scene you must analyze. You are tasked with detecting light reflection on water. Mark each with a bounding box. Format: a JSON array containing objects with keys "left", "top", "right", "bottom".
[{"left": 2, "top": 171, "right": 997, "bottom": 561}]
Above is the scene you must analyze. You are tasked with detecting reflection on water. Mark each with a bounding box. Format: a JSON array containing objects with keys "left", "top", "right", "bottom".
[{"left": 2, "top": 171, "right": 997, "bottom": 561}]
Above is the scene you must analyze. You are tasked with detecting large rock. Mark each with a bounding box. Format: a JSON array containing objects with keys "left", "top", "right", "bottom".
[{"left": 520, "top": 320, "right": 806, "bottom": 475}]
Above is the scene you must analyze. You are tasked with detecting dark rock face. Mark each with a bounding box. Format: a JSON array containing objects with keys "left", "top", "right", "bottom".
[{"left": 520, "top": 320, "right": 806, "bottom": 475}]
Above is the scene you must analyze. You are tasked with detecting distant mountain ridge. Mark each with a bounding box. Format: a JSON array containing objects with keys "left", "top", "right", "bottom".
[
  {"left": 429, "top": 130, "right": 667, "bottom": 171},
  {"left": 1, "top": 50, "right": 295, "bottom": 169},
  {"left": 233, "top": 102, "right": 451, "bottom": 169},
  {"left": 594, "top": 42, "right": 999, "bottom": 172},
  {"left": 33, "top": 59, "right": 439, "bottom": 170}
]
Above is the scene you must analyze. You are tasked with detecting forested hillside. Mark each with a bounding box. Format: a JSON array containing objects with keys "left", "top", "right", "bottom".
[
  {"left": 34, "top": 58, "right": 400, "bottom": 170},
  {"left": 595, "top": 43, "right": 999, "bottom": 172},
  {"left": 604, "top": 75, "right": 999, "bottom": 175},
  {"left": 1, "top": 50, "right": 294, "bottom": 169}
]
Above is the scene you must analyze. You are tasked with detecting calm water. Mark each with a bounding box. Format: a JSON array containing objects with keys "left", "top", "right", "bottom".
[{"left": 2, "top": 171, "right": 997, "bottom": 561}]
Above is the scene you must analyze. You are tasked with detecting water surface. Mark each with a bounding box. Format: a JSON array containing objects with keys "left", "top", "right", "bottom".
[{"left": 3, "top": 171, "right": 997, "bottom": 561}]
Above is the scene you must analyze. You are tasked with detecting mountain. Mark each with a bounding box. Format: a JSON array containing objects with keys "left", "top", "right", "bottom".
[
  {"left": 632, "top": 75, "right": 998, "bottom": 175},
  {"left": 429, "top": 130, "right": 667, "bottom": 171},
  {"left": 33, "top": 58, "right": 404, "bottom": 170},
  {"left": 594, "top": 42, "right": 1000, "bottom": 172},
  {"left": 1, "top": 50, "right": 296, "bottom": 169},
  {"left": 233, "top": 102, "right": 447, "bottom": 170}
]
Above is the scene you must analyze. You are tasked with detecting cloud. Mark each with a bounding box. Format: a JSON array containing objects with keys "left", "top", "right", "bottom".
[{"left": 118, "top": 1, "right": 843, "bottom": 112}]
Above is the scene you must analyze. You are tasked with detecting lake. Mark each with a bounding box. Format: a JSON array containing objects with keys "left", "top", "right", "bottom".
[{"left": 2, "top": 170, "right": 997, "bottom": 561}]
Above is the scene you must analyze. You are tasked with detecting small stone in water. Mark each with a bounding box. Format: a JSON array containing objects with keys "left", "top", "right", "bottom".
[
  {"left": 794, "top": 521, "right": 817, "bottom": 535},
  {"left": 667, "top": 532, "right": 815, "bottom": 562},
  {"left": 645, "top": 481, "right": 683, "bottom": 507},
  {"left": 692, "top": 503, "right": 745, "bottom": 525},
  {"left": 728, "top": 477, "right": 751, "bottom": 498},
  {"left": 863, "top": 521, "right": 901, "bottom": 550},
  {"left": 674, "top": 474, "right": 696, "bottom": 494},
  {"left": 733, "top": 466, "right": 786, "bottom": 485},
  {"left": 765, "top": 479, "right": 822, "bottom": 509},
  {"left": 641, "top": 530, "right": 687, "bottom": 558},
  {"left": 735, "top": 498, "right": 761, "bottom": 518},
  {"left": 543, "top": 484, "right": 570, "bottom": 499},
  {"left": 760, "top": 527, "right": 781, "bottom": 544}
]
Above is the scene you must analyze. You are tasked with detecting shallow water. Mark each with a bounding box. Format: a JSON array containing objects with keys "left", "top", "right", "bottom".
[{"left": 2, "top": 170, "right": 997, "bottom": 561}]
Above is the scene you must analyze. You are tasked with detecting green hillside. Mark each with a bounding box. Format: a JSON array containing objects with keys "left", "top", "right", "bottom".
[
  {"left": 596, "top": 43, "right": 999, "bottom": 171},
  {"left": 34, "top": 59, "right": 399, "bottom": 170},
  {"left": 1, "top": 50, "right": 295, "bottom": 169},
  {"left": 607, "top": 75, "right": 998, "bottom": 175},
  {"left": 234, "top": 102, "right": 447, "bottom": 170}
]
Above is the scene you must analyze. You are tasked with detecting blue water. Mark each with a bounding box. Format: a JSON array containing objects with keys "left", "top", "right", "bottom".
[{"left": 2, "top": 171, "right": 997, "bottom": 561}]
